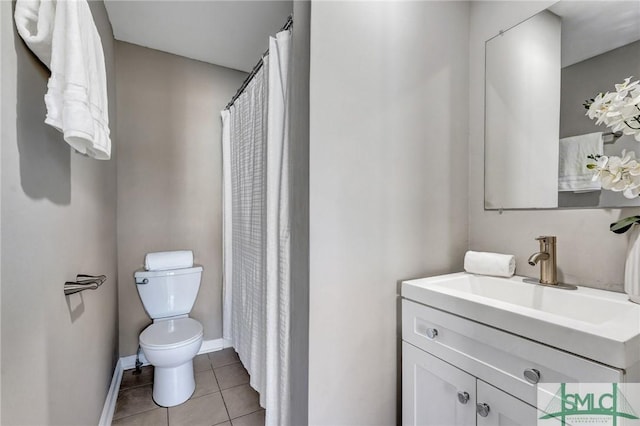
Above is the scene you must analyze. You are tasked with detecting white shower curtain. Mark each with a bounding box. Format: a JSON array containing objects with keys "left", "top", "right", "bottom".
[{"left": 221, "top": 29, "right": 292, "bottom": 426}]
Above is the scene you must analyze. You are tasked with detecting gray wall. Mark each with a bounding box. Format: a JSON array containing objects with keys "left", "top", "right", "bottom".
[
  {"left": 308, "top": 2, "right": 470, "bottom": 424},
  {"left": 469, "top": 1, "right": 636, "bottom": 292},
  {"left": 115, "top": 41, "right": 247, "bottom": 356},
  {"left": 1, "top": 1, "right": 119, "bottom": 424},
  {"left": 289, "top": 1, "right": 310, "bottom": 424},
  {"left": 559, "top": 40, "right": 640, "bottom": 208}
]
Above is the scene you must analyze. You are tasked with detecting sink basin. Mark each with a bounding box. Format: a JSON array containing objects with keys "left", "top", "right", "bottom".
[
  {"left": 402, "top": 272, "right": 640, "bottom": 369},
  {"left": 429, "top": 274, "right": 635, "bottom": 325}
]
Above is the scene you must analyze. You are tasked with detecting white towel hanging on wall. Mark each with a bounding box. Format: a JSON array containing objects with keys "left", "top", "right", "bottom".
[
  {"left": 558, "top": 132, "right": 603, "bottom": 192},
  {"left": 14, "top": 0, "right": 111, "bottom": 160}
]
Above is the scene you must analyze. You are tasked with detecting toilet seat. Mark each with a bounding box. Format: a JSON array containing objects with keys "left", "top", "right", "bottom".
[{"left": 140, "top": 317, "right": 203, "bottom": 350}]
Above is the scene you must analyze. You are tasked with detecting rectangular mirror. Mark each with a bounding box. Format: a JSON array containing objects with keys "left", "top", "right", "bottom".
[{"left": 485, "top": 1, "right": 640, "bottom": 210}]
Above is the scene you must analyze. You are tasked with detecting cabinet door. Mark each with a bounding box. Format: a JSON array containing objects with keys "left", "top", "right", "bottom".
[
  {"left": 476, "top": 380, "right": 538, "bottom": 426},
  {"left": 403, "top": 342, "right": 476, "bottom": 426}
]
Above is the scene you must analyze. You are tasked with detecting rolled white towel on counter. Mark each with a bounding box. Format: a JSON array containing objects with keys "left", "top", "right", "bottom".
[
  {"left": 145, "top": 250, "right": 194, "bottom": 271},
  {"left": 464, "top": 250, "right": 515, "bottom": 278}
]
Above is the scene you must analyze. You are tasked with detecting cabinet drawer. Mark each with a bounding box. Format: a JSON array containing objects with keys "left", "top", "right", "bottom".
[{"left": 402, "top": 299, "right": 623, "bottom": 406}]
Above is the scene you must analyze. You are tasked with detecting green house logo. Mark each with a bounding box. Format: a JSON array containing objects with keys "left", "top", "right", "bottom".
[{"left": 539, "top": 383, "right": 639, "bottom": 426}]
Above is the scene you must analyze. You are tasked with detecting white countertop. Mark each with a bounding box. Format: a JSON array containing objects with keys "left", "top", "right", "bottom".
[{"left": 402, "top": 272, "right": 640, "bottom": 369}]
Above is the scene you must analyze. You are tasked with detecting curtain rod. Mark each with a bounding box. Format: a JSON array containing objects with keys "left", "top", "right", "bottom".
[{"left": 224, "top": 14, "right": 293, "bottom": 111}]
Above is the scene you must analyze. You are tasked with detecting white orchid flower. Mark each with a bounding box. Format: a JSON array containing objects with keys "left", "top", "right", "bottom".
[
  {"left": 586, "top": 77, "right": 640, "bottom": 140},
  {"left": 589, "top": 150, "right": 640, "bottom": 198},
  {"left": 615, "top": 77, "right": 639, "bottom": 98},
  {"left": 623, "top": 186, "right": 640, "bottom": 198},
  {"left": 621, "top": 149, "right": 636, "bottom": 162},
  {"left": 586, "top": 92, "right": 614, "bottom": 122}
]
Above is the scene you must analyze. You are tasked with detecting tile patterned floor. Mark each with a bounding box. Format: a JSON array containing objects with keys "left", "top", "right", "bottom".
[{"left": 112, "top": 348, "right": 265, "bottom": 426}]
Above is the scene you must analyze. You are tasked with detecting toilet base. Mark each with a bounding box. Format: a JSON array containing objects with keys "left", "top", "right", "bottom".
[{"left": 152, "top": 361, "right": 195, "bottom": 407}]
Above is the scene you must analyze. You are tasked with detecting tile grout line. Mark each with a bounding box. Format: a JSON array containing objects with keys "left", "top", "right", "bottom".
[
  {"left": 218, "top": 385, "right": 233, "bottom": 423},
  {"left": 218, "top": 376, "right": 264, "bottom": 422},
  {"left": 112, "top": 405, "right": 162, "bottom": 423},
  {"left": 211, "top": 364, "right": 222, "bottom": 393},
  {"left": 116, "top": 352, "right": 256, "bottom": 425},
  {"left": 219, "top": 381, "right": 254, "bottom": 393},
  {"left": 212, "top": 361, "right": 242, "bottom": 371},
  {"left": 211, "top": 363, "right": 233, "bottom": 422},
  {"left": 229, "top": 407, "right": 265, "bottom": 422},
  {"left": 118, "top": 381, "right": 153, "bottom": 392},
  {"left": 158, "top": 371, "right": 252, "bottom": 407}
]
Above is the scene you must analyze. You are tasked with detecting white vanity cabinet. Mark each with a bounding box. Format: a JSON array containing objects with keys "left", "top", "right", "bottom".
[
  {"left": 401, "top": 298, "right": 625, "bottom": 426},
  {"left": 475, "top": 381, "right": 537, "bottom": 426},
  {"left": 403, "top": 342, "right": 537, "bottom": 426},
  {"left": 403, "top": 342, "right": 476, "bottom": 426}
]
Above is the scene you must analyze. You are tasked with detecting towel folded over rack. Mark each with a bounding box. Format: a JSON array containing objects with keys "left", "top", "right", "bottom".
[
  {"left": 558, "top": 132, "right": 603, "bottom": 192},
  {"left": 464, "top": 251, "right": 516, "bottom": 277},
  {"left": 145, "top": 251, "right": 194, "bottom": 271},
  {"left": 14, "top": 0, "right": 111, "bottom": 159}
]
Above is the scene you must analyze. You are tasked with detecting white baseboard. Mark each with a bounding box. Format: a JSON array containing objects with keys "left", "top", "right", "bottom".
[
  {"left": 98, "top": 358, "right": 123, "bottom": 426},
  {"left": 120, "top": 351, "right": 149, "bottom": 370},
  {"left": 198, "top": 338, "right": 232, "bottom": 355},
  {"left": 100, "top": 338, "right": 231, "bottom": 424}
]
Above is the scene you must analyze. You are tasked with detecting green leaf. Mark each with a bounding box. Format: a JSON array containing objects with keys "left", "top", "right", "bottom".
[{"left": 610, "top": 216, "right": 640, "bottom": 234}]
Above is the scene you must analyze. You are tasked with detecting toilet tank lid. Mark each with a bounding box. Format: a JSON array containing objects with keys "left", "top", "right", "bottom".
[{"left": 134, "top": 264, "right": 203, "bottom": 279}]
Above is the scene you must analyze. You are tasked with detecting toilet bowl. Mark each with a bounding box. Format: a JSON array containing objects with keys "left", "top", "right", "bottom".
[
  {"left": 134, "top": 261, "right": 204, "bottom": 407},
  {"left": 139, "top": 317, "right": 203, "bottom": 407}
]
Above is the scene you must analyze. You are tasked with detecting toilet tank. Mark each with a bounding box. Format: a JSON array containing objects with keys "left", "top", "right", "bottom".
[{"left": 134, "top": 265, "right": 203, "bottom": 319}]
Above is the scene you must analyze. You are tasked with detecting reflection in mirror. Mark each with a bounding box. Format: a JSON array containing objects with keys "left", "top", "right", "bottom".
[
  {"left": 485, "top": 11, "right": 561, "bottom": 209},
  {"left": 484, "top": 1, "right": 640, "bottom": 210}
]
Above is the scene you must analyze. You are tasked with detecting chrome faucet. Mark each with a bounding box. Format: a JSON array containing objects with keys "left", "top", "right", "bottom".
[{"left": 528, "top": 236, "right": 557, "bottom": 285}]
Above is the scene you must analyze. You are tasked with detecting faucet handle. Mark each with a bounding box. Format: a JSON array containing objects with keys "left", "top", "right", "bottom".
[{"left": 535, "top": 236, "right": 556, "bottom": 243}]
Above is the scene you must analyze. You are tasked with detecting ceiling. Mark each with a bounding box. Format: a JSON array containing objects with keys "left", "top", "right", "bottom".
[
  {"left": 104, "top": 0, "right": 293, "bottom": 72},
  {"left": 549, "top": 1, "right": 640, "bottom": 67}
]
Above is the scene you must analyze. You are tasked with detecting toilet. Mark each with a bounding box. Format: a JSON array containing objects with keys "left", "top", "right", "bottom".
[{"left": 134, "top": 264, "right": 204, "bottom": 407}]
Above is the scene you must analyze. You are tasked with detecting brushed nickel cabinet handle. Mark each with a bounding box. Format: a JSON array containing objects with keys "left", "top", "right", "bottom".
[
  {"left": 476, "top": 403, "right": 490, "bottom": 417},
  {"left": 524, "top": 368, "right": 541, "bottom": 384},
  {"left": 425, "top": 328, "right": 438, "bottom": 339}
]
